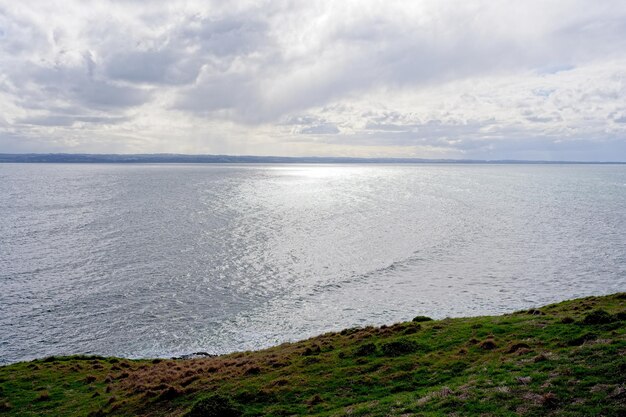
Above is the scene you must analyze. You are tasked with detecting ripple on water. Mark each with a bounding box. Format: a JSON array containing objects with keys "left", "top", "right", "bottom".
[{"left": 0, "top": 163, "right": 625, "bottom": 363}]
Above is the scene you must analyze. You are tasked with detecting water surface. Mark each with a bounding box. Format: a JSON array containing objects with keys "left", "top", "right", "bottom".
[{"left": 1, "top": 164, "right": 625, "bottom": 364}]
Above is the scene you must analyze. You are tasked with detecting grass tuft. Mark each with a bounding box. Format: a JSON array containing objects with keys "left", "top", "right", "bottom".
[
  {"left": 184, "top": 394, "right": 241, "bottom": 417},
  {"left": 479, "top": 338, "right": 497, "bottom": 350},
  {"left": 381, "top": 339, "right": 420, "bottom": 356},
  {"left": 35, "top": 391, "right": 50, "bottom": 401},
  {"left": 353, "top": 343, "right": 377, "bottom": 357}
]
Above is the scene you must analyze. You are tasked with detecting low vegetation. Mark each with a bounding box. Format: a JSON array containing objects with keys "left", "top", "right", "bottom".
[{"left": 1, "top": 293, "right": 625, "bottom": 416}]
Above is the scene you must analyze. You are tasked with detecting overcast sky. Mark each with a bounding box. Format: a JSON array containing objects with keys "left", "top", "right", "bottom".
[{"left": 1, "top": 1, "right": 626, "bottom": 160}]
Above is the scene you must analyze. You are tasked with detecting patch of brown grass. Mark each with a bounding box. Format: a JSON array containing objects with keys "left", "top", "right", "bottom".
[
  {"left": 507, "top": 342, "right": 530, "bottom": 353},
  {"left": 84, "top": 375, "right": 97, "bottom": 384},
  {"left": 157, "top": 385, "right": 184, "bottom": 401}
]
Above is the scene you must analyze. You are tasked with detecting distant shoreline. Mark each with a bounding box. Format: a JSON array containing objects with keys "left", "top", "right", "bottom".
[{"left": 1, "top": 153, "right": 625, "bottom": 164}]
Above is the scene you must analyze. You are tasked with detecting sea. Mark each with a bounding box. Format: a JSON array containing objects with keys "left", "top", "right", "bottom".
[{"left": 1, "top": 163, "right": 625, "bottom": 364}]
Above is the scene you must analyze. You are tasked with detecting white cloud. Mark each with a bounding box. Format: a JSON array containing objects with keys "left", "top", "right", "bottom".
[{"left": 0, "top": 0, "right": 625, "bottom": 160}]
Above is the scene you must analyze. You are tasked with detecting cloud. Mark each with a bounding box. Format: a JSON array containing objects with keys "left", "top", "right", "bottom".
[
  {"left": 17, "top": 114, "right": 128, "bottom": 127},
  {"left": 106, "top": 50, "right": 198, "bottom": 85},
  {"left": 300, "top": 123, "right": 340, "bottom": 135},
  {"left": 0, "top": 0, "right": 625, "bottom": 160}
]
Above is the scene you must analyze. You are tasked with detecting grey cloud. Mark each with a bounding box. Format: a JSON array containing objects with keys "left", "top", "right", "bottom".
[
  {"left": 74, "top": 79, "right": 149, "bottom": 109},
  {"left": 280, "top": 114, "right": 340, "bottom": 135},
  {"left": 554, "top": 15, "right": 626, "bottom": 60},
  {"left": 17, "top": 59, "right": 150, "bottom": 111},
  {"left": 362, "top": 111, "right": 425, "bottom": 133},
  {"left": 18, "top": 115, "right": 128, "bottom": 127},
  {"left": 176, "top": 72, "right": 258, "bottom": 113},
  {"left": 182, "top": 16, "right": 270, "bottom": 57},
  {"left": 308, "top": 117, "right": 497, "bottom": 148},
  {"left": 1, "top": 1, "right": 626, "bottom": 160},
  {"left": 525, "top": 116, "right": 558, "bottom": 123},
  {"left": 472, "top": 137, "right": 626, "bottom": 161},
  {"left": 307, "top": 124, "right": 626, "bottom": 161},
  {"left": 300, "top": 123, "right": 340, "bottom": 135},
  {"left": 536, "top": 65, "right": 575, "bottom": 75},
  {"left": 174, "top": 2, "right": 626, "bottom": 123},
  {"left": 364, "top": 122, "right": 415, "bottom": 132},
  {"left": 103, "top": 14, "right": 269, "bottom": 86},
  {"left": 0, "top": 7, "right": 48, "bottom": 56},
  {"left": 10, "top": 1, "right": 626, "bottom": 124},
  {"left": 282, "top": 115, "right": 320, "bottom": 126},
  {"left": 106, "top": 50, "right": 201, "bottom": 85}
]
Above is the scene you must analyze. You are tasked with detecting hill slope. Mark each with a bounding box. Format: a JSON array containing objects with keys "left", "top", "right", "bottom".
[{"left": 1, "top": 293, "right": 625, "bottom": 416}]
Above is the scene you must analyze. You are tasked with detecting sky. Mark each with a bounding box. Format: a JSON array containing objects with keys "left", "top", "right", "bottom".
[{"left": 1, "top": 0, "right": 626, "bottom": 161}]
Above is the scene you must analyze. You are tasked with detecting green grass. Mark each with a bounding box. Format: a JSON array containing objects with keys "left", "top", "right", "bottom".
[{"left": 1, "top": 293, "right": 625, "bottom": 416}]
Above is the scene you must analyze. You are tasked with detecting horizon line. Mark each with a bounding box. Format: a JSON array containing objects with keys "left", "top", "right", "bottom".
[{"left": 0, "top": 152, "right": 624, "bottom": 164}]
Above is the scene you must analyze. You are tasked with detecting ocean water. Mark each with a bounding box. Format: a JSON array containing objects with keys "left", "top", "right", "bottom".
[{"left": 1, "top": 163, "right": 625, "bottom": 364}]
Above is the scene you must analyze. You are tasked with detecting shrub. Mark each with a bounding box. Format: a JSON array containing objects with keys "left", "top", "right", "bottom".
[
  {"left": 185, "top": 395, "right": 242, "bottom": 417},
  {"left": 582, "top": 309, "right": 614, "bottom": 325},
  {"left": 354, "top": 343, "right": 377, "bottom": 357},
  {"left": 412, "top": 316, "right": 433, "bottom": 322},
  {"left": 381, "top": 339, "right": 420, "bottom": 356}
]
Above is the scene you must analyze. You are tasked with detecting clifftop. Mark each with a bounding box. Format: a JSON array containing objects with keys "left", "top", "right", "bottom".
[{"left": 1, "top": 293, "right": 625, "bottom": 416}]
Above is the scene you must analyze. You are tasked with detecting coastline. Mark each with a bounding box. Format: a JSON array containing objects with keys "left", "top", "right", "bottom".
[{"left": 1, "top": 293, "right": 625, "bottom": 416}]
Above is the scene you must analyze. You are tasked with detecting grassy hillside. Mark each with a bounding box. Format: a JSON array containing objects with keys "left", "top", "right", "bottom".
[{"left": 1, "top": 293, "right": 625, "bottom": 416}]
